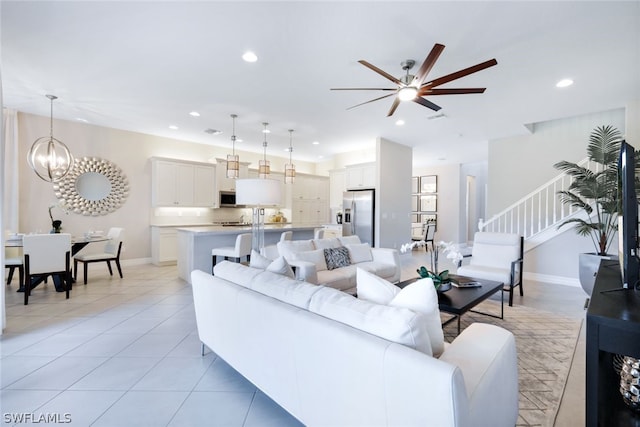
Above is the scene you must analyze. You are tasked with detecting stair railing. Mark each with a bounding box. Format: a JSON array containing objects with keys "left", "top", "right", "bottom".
[{"left": 479, "top": 158, "right": 602, "bottom": 240}]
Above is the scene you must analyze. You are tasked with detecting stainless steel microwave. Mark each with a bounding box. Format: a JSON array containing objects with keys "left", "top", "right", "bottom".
[{"left": 219, "top": 191, "right": 244, "bottom": 207}]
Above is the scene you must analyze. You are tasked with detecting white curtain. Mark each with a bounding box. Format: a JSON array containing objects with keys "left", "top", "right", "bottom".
[{"left": 2, "top": 108, "right": 20, "bottom": 333}]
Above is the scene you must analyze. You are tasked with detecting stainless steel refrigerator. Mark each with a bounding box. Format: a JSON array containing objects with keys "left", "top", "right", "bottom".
[{"left": 342, "top": 189, "right": 375, "bottom": 246}]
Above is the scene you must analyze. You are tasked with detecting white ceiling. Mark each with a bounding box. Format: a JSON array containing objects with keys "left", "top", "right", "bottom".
[{"left": 2, "top": 1, "right": 639, "bottom": 167}]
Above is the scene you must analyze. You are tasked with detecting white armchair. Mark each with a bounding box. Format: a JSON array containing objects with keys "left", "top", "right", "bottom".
[{"left": 457, "top": 232, "right": 524, "bottom": 306}]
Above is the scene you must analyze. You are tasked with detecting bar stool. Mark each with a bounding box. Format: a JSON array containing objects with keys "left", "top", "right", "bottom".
[
  {"left": 212, "top": 233, "right": 252, "bottom": 274},
  {"left": 280, "top": 231, "right": 292, "bottom": 241}
]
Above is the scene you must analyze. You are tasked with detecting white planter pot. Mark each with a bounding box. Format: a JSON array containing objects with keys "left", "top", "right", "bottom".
[{"left": 579, "top": 252, "right": 615, "bottom": 296}]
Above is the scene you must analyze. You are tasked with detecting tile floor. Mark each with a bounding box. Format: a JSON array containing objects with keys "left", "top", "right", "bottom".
[{"left": 1, "top": 252, "right": 587, "bottom": 426}]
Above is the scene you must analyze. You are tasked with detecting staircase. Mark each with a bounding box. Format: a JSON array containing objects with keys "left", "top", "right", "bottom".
[{"left": 479, "top": 157, "right": 602, "bottom": 251}]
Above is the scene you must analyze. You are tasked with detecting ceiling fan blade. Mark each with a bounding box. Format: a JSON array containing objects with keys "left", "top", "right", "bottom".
[
  {"left": 358, "top": 60, "right": 403, "bottom": 85},
  {"left": 346, "top": 92, "right": 397, "bottom": 110},
  {"left": 419, "top": 88, "right": 487, "bottom": 96},
  {"left": 412, "top": 43, "right": 445, "bottom": 86},
  {"left": 413, "top": 97, "right": 442, "bottom": 112},
  {"left": 330, "top": 88, "right": 397, "bottom": 91},
  {"left": 422, "top": 58, "right": 498, "bottom": 89},
  {"left": 386, "top": 97, "right": 401, "bottom": 117}
]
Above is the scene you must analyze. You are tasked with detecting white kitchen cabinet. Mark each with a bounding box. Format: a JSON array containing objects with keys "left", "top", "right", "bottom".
[
  {"left": 152, "top": 158, "right": 215, "bottom": 207},
  {"left": 193, "top": 165, "right": 216, "bottom": 206},
  {"left": 151, "top": 227, "right": 178, "bottom": 265},
  {"left": 329, "top": 169, "right": 346, "bottom": 208},
  {"left": 291, "top": 175, "right": 329, "bottom": 224},
  {"left": 345, "top": 162, "right": 376, "bottom": 190}
]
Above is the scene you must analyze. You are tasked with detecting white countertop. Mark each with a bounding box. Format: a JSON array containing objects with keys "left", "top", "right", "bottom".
[{"left": 175, "top": 224, "right": 321, "bottom": 235}]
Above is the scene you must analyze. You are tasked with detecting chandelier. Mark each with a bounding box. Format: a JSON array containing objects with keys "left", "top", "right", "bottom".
[
  {"left": 259, "top": 122, "right": 270, "bottom": 179},
  {"left": 226, "top": 114, "right": 240, "bottom": 179},
  {"left": 285, "top": 129, "right": 296, "bottom": 184},
  {"left": 27, "top": 94, "right": 74, "bottom": 182}
]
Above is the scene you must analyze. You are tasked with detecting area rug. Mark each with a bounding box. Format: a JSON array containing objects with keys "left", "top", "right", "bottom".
[{"left": 441, "top": 299, "right": 583, "bottom": 427}]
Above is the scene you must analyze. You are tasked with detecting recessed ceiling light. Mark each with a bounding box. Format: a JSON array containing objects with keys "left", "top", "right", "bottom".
[
  {"left": 318, "top": 155, "right": 324, "bottom": 159},
  {"left": 262, "top": 129, "right": 271, "bottom": 134},
  {"left": 242, "top": 51, "right": 258, "bottom": 62},
  {"left": 75, "top": 118, "right": 88, "bottom": 123},
  {"left": 395, "top": 119, "right": 405, "bottom": 126},
  {"left": 169, "top": 125, "right": 179, "bottom": 130},
  {"left": 236, "top": 138, "right": 243, "bottom": 143},
  {"left": 556, "top": 79, "right": 573, "bottom": 88},
  {"left": 189, "top": 111, "right": 200, "bottom": 117},
  {"left": 204, "top": 128, "right": 223, "bottom": 135},
  {"left": 312, "top": 141, "right": 320, "bottom": 145}
]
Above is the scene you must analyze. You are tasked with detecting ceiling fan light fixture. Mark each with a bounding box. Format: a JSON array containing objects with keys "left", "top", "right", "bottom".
[{"left": 398, "top": 86, "right": 418, "bottom": 101}]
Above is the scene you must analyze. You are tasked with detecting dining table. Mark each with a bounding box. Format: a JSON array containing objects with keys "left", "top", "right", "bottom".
[{"left": 5, "top": 233, "right": 110, "bottom": 291}]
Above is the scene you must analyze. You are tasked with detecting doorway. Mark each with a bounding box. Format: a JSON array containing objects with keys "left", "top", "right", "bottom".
[{"left": 465, "top": 175, "right": 477, "bottom": 244}]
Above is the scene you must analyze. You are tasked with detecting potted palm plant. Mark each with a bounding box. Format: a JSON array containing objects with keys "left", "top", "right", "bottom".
[{"left": 553, "top": 125, "right": 624, "bottom": 295}]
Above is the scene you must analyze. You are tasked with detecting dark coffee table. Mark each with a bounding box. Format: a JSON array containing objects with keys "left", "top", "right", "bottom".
[{"left": 397, "top": 274, "right": 504, "bottom": 334}]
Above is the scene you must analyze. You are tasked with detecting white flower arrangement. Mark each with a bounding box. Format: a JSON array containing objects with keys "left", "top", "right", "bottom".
[{"left": 401, "top": 239, "right": 463, "bottom": 277}]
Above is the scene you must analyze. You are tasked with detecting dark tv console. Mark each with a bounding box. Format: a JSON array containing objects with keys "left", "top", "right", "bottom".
[{"left": 586, "top": 259, "right": 640, "bottom": 426}]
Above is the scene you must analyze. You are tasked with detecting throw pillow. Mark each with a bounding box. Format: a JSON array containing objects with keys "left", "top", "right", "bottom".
[
  {"left": 293, "top": 249, "right": 327, "bottom": 271},
  {"left": 324, "top": 247, "right": 351, "bottom": 270},
  {"left": 338, "top": 235, "right": 361, "bottom": 245},
  {"left": 346, "top": 243, "right": 373, "bottom": 264},
  {"left": 356, "top": 267, "right": 399, "bottom": 304},
  {"left": 389, "top": 278, "right": 444, "bottom": 357},
  {"left": 266, "top": 256, "right": 295, "bottom": 279},
  {"left": 313, "top": 237, "right": 341, "bottom": 250},
  {"left": 249, "top": 249, "right": 272, "bottom": 269}
]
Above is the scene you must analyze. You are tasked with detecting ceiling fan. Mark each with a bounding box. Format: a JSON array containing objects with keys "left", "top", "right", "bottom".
[{"left": 331, "top": 43, "right": 497, "bottom": 117}]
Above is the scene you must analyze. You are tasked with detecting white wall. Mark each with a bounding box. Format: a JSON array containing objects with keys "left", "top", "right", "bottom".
[
  {"left": 13, "top": 113, "right": 318, "bottom": 261},
  {"left": 626, "top": 100, "right": 640, "bottom": 147},
  {"left": 488, "top": 108, "right": 625, "bottom": 214},
  {"left": 376, "top": 138, "right": 412, "bottom": 249}
]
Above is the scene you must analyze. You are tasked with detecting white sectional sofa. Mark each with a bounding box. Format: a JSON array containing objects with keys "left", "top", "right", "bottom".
[
  {"left": 276, "top": 236, "right": 401, "bottom": 294},
  {"left": 191, "top": 262, "right": 519, "bottom": 427}
]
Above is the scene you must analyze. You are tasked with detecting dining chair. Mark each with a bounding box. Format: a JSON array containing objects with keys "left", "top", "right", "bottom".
[
  {"left": 73, "top": 227, "right": 124, "bottom": 285},
  {"left": 412, "top": 223, "right": 435, "bottom": 251},
  {"left": 5, "top": 247, "right": 24, "bottom": 287},
  {"left": 424, "top": 223, "right": 436, "bottom": 252},
  {"left": 23, "top": 233, "right": 72, "bottom": 305},
  {"left": 211, "top": 233, "right": 252, "bottom": 274}
]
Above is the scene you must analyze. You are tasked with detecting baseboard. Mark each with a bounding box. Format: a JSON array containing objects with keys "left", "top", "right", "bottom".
[
  {"left": 524, "top": 272, "right": 580, "bottom": 287},
  {"left": 121, "top": 257, "right": 152, "bottom": 266}
]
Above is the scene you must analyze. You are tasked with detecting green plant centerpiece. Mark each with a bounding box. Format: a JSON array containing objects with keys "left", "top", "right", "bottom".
[
  {"left": 553, "top": 125, "right": 639, "bottom": 295},
  {"left": 401, "top": 240, "right": 462, "bottom": 292},
  {"left": 417, "top": 266, "right": 450, "bottom": 286}
]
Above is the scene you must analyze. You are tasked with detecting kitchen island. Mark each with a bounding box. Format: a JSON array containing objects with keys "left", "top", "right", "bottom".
[{"left": 176, "top": 224, "right": 317, "bottom": 283}]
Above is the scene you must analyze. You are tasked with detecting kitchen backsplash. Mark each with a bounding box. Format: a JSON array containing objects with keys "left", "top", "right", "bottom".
[{"left": 151, "top": 207, "right": 291, "bottom": 226}]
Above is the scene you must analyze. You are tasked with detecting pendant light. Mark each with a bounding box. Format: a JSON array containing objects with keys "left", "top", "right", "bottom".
[
  {"left": 226, "top": 114, "right": 240, "bottom": 179},
  {"left": 27, "top": 94, "right": 74, "bottom": 182},
  {"left": 259, "top": 122, "right": 270, "bottom": 179},
  {"left": 285, "top": 129, "right": 296, "bottom": 184}
]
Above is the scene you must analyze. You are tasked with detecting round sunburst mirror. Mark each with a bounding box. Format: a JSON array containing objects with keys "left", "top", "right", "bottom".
[{"left": 53, "top": 157, "right": 129, "bottom": 216}]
